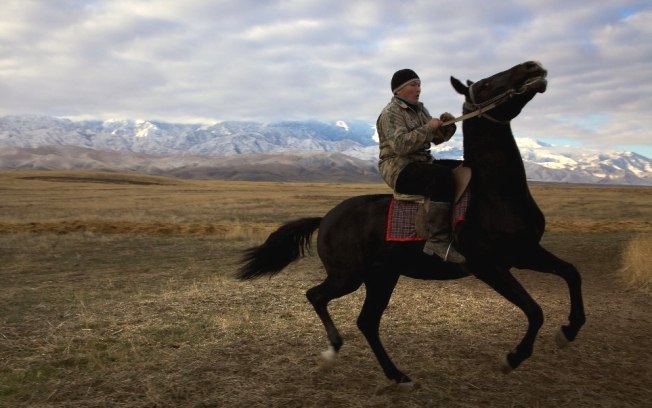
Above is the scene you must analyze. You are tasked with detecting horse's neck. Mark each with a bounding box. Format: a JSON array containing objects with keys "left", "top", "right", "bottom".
[{"left": 463, "top": 121, "right": 529, "bottom": 193}]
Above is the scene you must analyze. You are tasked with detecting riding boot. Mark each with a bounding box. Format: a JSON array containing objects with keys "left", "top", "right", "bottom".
[{"left": 422, "top": 201, "right": 466, "bottom": 263}]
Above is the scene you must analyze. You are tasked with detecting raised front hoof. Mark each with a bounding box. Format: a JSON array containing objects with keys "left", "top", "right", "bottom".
[{"left": 555, "top": 328, "right": 571, "bottom": 349}]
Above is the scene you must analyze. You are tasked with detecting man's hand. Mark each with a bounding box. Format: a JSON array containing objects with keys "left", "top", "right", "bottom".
[
  {"left": 439, "top": 112, "right": 457, "bottom": 141},
  {"left": 429, "top": 118, "right": 442, "bottom": 129},
  {"left": 439, "top": 112, "right": 455, "bottom": 123}
]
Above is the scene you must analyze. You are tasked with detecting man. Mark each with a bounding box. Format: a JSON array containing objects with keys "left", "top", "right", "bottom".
[{"left": 376, "top": 68, "right": 465, "bottom": 263}]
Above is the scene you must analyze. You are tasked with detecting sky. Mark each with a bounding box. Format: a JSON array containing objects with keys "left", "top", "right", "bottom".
[{"left": 1, "top": 0, "right": 651, "bottom": 158}]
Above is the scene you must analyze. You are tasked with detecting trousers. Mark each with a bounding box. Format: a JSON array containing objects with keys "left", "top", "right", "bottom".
[{"left": 394, "top": 159, "right": 462, "bottom": 202}]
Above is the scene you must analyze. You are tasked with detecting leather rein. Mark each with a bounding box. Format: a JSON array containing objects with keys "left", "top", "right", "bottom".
[{"left": 442, "top": 77, "right": 543, "bottom": 126}]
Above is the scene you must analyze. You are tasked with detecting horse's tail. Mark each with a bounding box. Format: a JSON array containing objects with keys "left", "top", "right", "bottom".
[{"left": 236, "top": 217, "right": 322, "bottom": 280}]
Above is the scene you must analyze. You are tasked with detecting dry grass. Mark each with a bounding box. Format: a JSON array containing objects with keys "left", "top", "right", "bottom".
[
  {"left": 0, "top": 170, "right": 388, "bottom": 234},
  {"left": 1, "top": 170, "right": 651, "bottom": 407},
  {"left": 621, "top": 234, "right": 652, "bottom": 293}
]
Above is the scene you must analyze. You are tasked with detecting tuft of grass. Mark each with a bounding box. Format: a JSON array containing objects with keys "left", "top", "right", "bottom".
[{"left": 621, "top": 233, "right": 652, "bottom": 293}]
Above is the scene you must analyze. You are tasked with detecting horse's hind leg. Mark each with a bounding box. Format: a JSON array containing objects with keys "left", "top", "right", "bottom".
[
  {"left": 357, "top": 273, "right": 411, "bottom": 384},
  {"left": 306, "top": 273, "right": 362, "bottom": 363}
]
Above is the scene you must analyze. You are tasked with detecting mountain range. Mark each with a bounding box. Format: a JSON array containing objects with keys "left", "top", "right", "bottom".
[{"left": 0, "top": 115, "right": 650, "bottom": 185}]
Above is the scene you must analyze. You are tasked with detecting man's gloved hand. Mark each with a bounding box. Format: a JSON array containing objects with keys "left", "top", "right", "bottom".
[
  {"left": 439, "top": 112, "right": 457, "bottom": 140},
  {"left": 439, "top": 112, "right": 455, "bottom": 123}
]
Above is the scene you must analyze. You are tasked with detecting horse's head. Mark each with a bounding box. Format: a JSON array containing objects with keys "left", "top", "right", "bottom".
[{"left": 451, "top": 61, "right": 547, "bottom": 124}]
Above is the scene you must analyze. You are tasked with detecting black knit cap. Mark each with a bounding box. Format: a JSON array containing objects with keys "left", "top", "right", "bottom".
[{"left": 391, "top": 69, "right": 419, "bottom": 93}]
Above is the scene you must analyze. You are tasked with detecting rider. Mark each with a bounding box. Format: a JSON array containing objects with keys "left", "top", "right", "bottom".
[{"left": 376, "top": 68, "right": 465, "bottom": 263}]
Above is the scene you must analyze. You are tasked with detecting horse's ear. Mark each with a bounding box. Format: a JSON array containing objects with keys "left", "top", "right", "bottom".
[{"left": 450, "top": 76, "right": 468, "bottom": 96}]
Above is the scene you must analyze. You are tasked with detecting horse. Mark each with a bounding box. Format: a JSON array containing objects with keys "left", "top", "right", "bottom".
[{"left": 237, "top": 61, "right": 586, "bottom": 385}]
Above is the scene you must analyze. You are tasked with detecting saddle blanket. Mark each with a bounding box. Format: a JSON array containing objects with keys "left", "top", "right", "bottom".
[
  {"left": 453, "top": 188, "right": 471, "bottom": 228},
  {"left": 385, "top": 189, "right": 471, "bottom": 242},
  {"left": 385, "top": 199, "right": 424, "bottom": 242}
]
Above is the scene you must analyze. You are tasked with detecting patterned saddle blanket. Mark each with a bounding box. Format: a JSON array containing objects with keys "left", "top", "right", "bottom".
[
  {"left": 385, "top": 165, "right": 472, "bottom": 243},
  {"left": 385, "top": 199, "right": 424, "bottom": 242},
  {"left": 385, "top": 189, "right": 471, "bottom": 242}
]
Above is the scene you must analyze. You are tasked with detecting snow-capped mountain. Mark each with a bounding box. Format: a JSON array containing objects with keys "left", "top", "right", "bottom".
[
  {"left": 430, "top": 136, "right": 652, "bottom": 185},
  {"left": 0, "top": 115, "right": 376, "bottom": 155},
  {"left": 0, "top": 115, "right": 650, "bottom": 185}
]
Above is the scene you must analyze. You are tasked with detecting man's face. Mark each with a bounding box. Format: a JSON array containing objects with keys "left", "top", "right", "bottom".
[{"left": 396, "top": 80, "right": 421, "bottom": 102}]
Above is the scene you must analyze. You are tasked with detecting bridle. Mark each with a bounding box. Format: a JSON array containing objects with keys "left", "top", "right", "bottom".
[{"left": 442, "top": 76, "right": 546, "bottom": 126}]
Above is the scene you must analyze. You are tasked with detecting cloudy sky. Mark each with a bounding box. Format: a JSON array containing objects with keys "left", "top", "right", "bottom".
[{"left": 1, "top": 0, "right": 651, "bottom": 157}]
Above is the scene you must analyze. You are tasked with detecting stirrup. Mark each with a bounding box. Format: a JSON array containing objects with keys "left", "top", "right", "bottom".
[
  {"left": 444, "top": 242, "right": 453, "bottom": 261},
  {"left": 443, "top": 242, "right": 466, "bottom": 263}
]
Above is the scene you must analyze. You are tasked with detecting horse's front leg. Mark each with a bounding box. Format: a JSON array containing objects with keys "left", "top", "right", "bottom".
[
  {"left": 472, "top": 264, "right": 544, "bottom": 372},
  {"left": 529, "top": 246, "right": 586, "bottom": 346}
]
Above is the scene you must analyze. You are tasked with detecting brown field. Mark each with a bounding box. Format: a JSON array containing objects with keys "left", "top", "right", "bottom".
[{"left": 1, "top": 170, "right": 651, "bottom": 407}]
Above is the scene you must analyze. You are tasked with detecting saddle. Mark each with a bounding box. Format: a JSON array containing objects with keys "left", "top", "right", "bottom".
[{"left": 386, "top": 166, "right": 471, "bottom": 242}]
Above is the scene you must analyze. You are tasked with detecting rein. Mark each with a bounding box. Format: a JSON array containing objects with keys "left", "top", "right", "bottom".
[
  {"left": 442, "top": 77, "right": 543, "bottom": 126},
  {"left": 441, "top": 89, "right": 513, "bottom": 126}
]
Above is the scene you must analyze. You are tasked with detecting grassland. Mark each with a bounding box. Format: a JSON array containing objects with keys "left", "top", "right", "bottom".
[{"left": 1, "top": 170, "right": 651, "bottom": 407}]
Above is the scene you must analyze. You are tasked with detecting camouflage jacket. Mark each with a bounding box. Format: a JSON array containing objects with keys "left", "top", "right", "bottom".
[{"left": 377, "top": 96, "right": 456, "bottom": 189}]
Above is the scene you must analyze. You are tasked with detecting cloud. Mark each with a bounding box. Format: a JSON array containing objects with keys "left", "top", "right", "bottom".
[{"left": 0, "top": 0, "right": 650, "bottom": 156}]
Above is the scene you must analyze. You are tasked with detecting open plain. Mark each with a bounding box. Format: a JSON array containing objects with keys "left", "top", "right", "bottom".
[{"left": 1, "top": 170, "right": 651, "bottom": 407}]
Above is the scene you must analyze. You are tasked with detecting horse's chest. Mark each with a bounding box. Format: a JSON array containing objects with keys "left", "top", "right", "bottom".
[{"left": 470, "top": 199, "right": 543, "bottom": 233}]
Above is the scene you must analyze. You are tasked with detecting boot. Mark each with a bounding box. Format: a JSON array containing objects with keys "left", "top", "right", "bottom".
[{"left": 422, "top": 201, "right": 466, "bottom": 263}]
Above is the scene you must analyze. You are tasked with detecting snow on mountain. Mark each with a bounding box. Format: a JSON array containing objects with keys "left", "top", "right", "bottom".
[
  {"left": 514, "top": 138, "right": 652, "bottom": 183},
  {"left": 101, "top": 119, "right": 160, "bottom": 138},
  {"left": 518, "top": 138, "right": 587, "bottom": 169},
  {"left": 0, "top": 115, "right": 650, "bottom": 185}
]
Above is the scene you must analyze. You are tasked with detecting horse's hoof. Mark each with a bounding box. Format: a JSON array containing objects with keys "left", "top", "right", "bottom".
[
  {"left": 397, "top": 381, "right": 420, "bottom": 392},
  {"left": 319, "top": 346, "right": 338, "bottom": 368},
  {"left": 555, "top": 328, "right": 570, "bottom": 348},
  {"left": 500, "top": 355, "right": 514, "bottom": 374},
  {"left": 375, "top": 381, "right": 420, "bottom": 395}
]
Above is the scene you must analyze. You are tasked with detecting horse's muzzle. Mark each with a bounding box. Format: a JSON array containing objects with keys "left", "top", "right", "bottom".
[{"left": 520, "top": 76, "right": 548, "bottom": 94}]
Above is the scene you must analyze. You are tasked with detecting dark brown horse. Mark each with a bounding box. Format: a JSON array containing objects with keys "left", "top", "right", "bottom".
[{"left": 237, "top": 61, "right": 586, "bottom": 385}]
